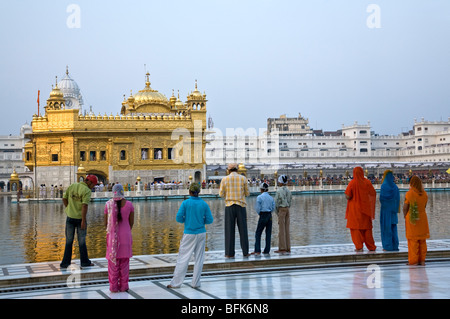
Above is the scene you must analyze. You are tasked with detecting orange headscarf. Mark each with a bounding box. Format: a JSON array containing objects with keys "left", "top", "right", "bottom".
[
  {"left": 350, "top": 167, "right": 376, "bottom": 219},
  {"left": 405, "top": 175, "right": 429, "bottom": 239},
  {"left": 409, "top": 175, "right": 424, "bottom": 195}
]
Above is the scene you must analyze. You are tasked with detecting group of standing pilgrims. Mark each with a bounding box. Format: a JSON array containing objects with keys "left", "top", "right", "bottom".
[
  {"left": 59, "top": 164, "right": 430, "bottom": 293},
  {"left": 101, "top": 162, "right": 295, "bottom": 291},
  {"left": 345, "top": 166, "right": 430, "bottom": 266}
]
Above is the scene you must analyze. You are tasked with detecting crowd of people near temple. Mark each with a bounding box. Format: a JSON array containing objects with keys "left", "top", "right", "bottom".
[
  {"left": 249, "top": 171, "right": 450, "bottom": 187},
  {"left": 27, "top": 169, "right": 449, "bottom": 201}
]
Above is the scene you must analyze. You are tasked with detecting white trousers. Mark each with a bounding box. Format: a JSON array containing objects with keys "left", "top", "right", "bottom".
[{"left": 169, "top": 232, "right": 206, "bottom": 288}]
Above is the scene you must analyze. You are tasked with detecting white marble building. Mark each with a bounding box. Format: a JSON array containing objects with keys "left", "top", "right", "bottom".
[
  {"left": 0, "top": 123, "right": 33, "bottom": 190},
  {"left": 205, "top": 114, "right": 450, "bottom": 177}
]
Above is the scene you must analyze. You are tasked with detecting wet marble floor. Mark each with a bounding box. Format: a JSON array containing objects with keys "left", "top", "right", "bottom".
[
  {"left": 1, "top": 240, "right": 450, "bottom": 301},
  {"left": 2, "top": 261, "right": 449, "bottom": 300}
]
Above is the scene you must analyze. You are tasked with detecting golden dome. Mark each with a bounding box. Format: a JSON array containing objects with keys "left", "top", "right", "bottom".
[
  {"left": 46, "top": 76, "right": 65, "bottom": 110},
  {"left": 10, "top": 169, "right": 19, "bottom": 180},
  {"left": 77, "top": 164, "right": 86, "bottom": 174},
  {"left": 127, "top": 90, "right": 135, "bottom": 102},
  {"left": 191, "top": 90, "right": 202, "bottom": 99},
  {"left": 50, "top": 86, "right": 64, "bottom": 98},
  {"left": 170, "top": 89, "right": 176, "bottom": 104},
  {"left": 175, "top": 99, "right": 184, "bottom": 108},
  {"left": 133, "top": 72, "right": 168, "bottom": 106},
  {"left": 49, "top": 76, "right": 64, "bottom": 99},
  {"left": 237, "top": 163, "right": 247, "bottom": 176},
  {"left": 190, "top": 80, "right": 203, "bottom": 99},
  {"left": 187, "top": 79, "right": 206, "bottom": 102},
  {"left": 175, "top": 90, "right": 184, "bottom": 108}
]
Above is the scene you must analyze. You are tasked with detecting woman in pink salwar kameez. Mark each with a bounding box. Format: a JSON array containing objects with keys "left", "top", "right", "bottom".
[{"left": 104, "top": 183, "right": 134, "bottom": 292}]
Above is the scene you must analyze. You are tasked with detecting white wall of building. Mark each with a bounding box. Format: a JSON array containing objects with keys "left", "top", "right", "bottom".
[
  {"left": 205, "top": 117, "right": 450, "bottom": 167},
  {"left": 0, "top": 123, "right": 33, "bottom": 190}
]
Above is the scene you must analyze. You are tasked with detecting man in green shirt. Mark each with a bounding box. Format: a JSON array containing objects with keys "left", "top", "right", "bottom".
[
  {"left": 274, "top": 175, "right": 292, "bottom": 255},
  {"left": 60, "top": 175, "right": 98, "bottom": 269}
]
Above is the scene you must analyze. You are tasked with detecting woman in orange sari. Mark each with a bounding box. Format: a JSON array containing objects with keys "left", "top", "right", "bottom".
[
  {"left": 345, "top": 167, "right": 377, "bottom": 252},
  {"left": 403, "top": 175, "right": 430, "bottom": 266}
]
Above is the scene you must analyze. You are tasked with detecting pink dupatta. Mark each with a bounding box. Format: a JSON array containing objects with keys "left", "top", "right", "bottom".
[{"left": 106, "top": 199, "right": 119, "bottom": 265}]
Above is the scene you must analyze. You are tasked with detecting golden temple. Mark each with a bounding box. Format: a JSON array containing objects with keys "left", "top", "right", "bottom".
[{"left": 24, "top": 69, "right": 208, "bottom": 187}]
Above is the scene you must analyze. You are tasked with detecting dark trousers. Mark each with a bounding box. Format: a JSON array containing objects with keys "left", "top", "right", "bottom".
[
  {"left": 254, "top": 212, "right": 272, "bottom": 254},
  {"left": 60, "top": 217, "right": 91, "bottom": 268},
  {"left": 225, "top": 204, "right": 249, "bottom": 257}
]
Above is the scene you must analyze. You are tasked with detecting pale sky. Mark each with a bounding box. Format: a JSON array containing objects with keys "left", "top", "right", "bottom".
[{"left": 1, "top": 0, "right": 449, "bottom": 136}]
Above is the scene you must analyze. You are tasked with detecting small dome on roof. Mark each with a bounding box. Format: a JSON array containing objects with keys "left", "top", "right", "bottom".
[{"left": 132, "top": 72, "right": 169, "bottom": 106}]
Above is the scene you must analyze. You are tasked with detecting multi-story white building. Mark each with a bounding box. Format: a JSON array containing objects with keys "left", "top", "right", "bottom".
[
  {"left": 205, "top": 114, "right": 450, "bottom": 178},
  {"left": 0, "top": 123, "right": 32, "bottom": 190},
  {"left": 274, "top": 117, "right": 450, "bottom": 163}
]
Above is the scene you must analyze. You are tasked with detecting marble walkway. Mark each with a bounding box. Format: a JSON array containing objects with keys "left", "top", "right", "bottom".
[{"left": 1, "top": 240, "right": 450, "bottom": 300}]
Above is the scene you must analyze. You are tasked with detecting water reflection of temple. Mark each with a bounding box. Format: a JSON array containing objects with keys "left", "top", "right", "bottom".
[{"left": 24, "top": 67, "right": 208, "bottom": 190}]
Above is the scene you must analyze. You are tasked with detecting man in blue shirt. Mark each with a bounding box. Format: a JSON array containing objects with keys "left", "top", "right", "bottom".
[
  {"left": 168, "top": 183, "right": 213, "bottom": 288},
  {"left": 252, "top": 182, "right": 275, "bottom": 256}
]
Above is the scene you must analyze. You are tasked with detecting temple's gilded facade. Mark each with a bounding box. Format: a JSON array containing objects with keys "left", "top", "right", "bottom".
[{"left": 24, "top": 69, "right": 208, "bottom": 187}]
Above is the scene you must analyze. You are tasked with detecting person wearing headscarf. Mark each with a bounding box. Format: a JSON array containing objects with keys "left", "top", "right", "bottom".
[
  {"left": 104, "top": 183, "right": 135, "bottom": 292},
  {"left": 403, "top": 175, "right": 430, "bottom": 266},
  {"left": 274, "top": 175, "right": 292, "bottom": 254},
  {"left": 345, "top": 167, "right": 377, "bottom": 252},
  {"left": 168, "top": 183, "right": 213, "bottom": 288},
  {"left": 379, "top": 170, "right": 400, "bottom": 251}
]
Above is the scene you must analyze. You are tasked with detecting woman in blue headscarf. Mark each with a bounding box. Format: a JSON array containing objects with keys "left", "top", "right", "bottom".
[{"left": 379, "top": 170, "right": 400, "bottom": 251}]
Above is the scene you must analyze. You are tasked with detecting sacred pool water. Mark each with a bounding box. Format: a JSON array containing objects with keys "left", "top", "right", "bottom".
[{"left": 1, "top": 192, "right": 449, "bottom": 265}]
